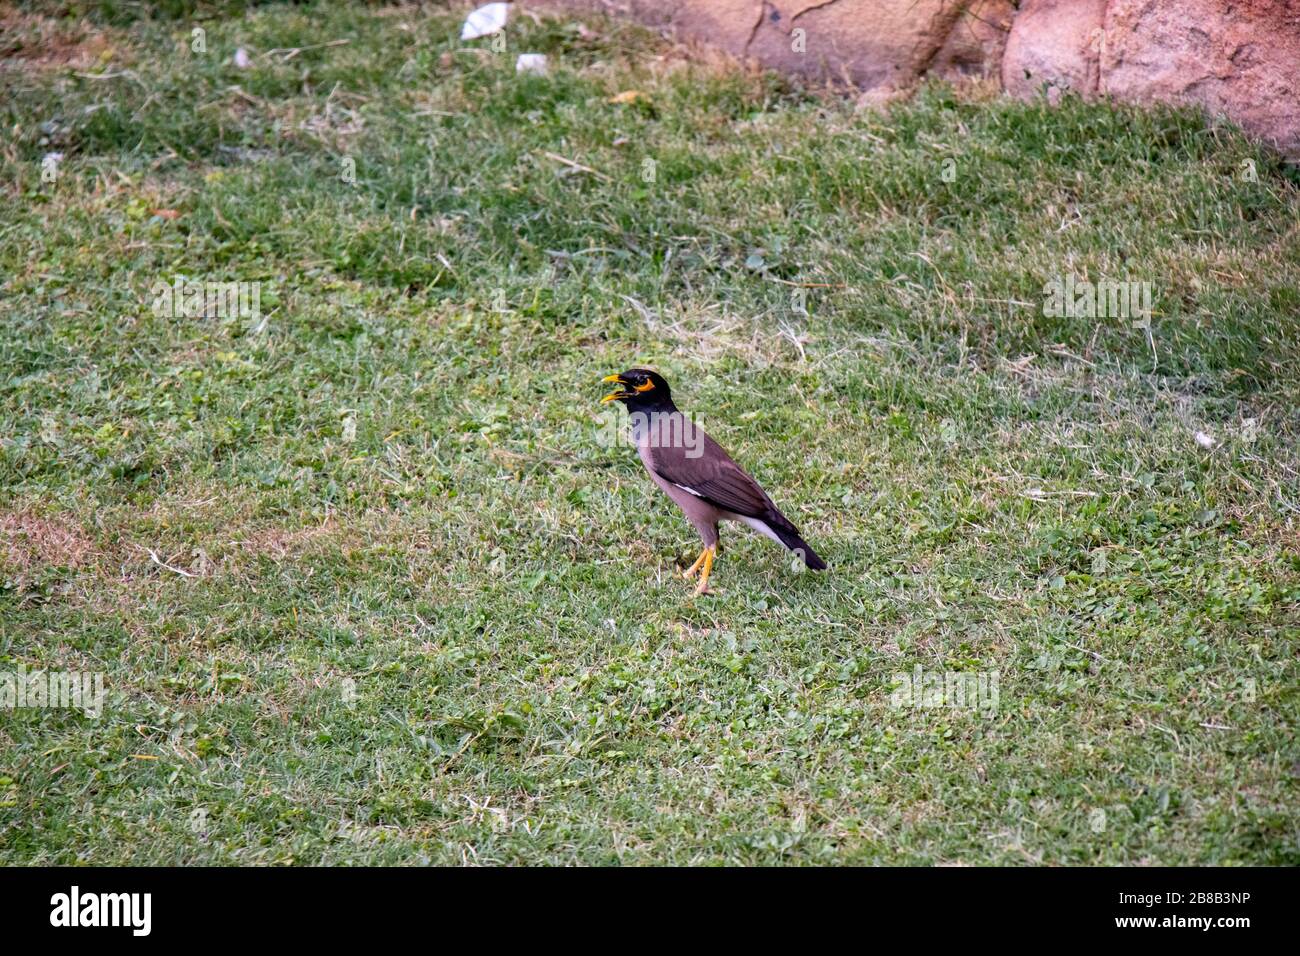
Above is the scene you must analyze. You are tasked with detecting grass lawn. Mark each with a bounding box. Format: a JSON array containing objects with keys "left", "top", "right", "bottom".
[{"left": 1, "top": 0, "right": 1298, "bottom": 865}]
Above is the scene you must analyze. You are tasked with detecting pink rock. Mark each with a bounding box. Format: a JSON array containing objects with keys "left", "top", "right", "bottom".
[
  {"left": 1101, "top": 0, "right": 1300, "bottom": 158},
  {"left": 1002, "top": 0, "right": 1106, "bottom": 99},
  {"left": 539, "top": 0, "right": 1300, "bottom": 156}
]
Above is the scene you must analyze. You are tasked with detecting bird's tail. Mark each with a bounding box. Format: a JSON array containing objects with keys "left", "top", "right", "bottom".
[{"left": 766, "top": 512, "right": 827, "bottom": 571}]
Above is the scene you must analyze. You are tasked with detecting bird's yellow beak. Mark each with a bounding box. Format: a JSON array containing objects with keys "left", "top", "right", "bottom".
[{"left": 601, "top": 373, "right": 628, "bottom": 404}]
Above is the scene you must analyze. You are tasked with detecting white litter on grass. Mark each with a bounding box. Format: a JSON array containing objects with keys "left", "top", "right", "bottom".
[
  {"left": 1194, "top": 431, "right": 1216, "bottom": 449},
  {"left": 461, "top": 2, "right": 509, "bottom": 40},
  {"left": 233, "top": 47, "right": 251, "bottom": 69},
  {"left": 515, "top": 53, "right": 548, "bottom": 75}
]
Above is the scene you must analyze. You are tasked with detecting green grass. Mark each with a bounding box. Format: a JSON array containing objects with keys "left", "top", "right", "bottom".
[{"left": 1, "top": 0, "right": 1297, "bottom": 865}]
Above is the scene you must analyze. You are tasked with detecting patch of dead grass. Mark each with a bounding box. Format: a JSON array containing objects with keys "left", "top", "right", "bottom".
[
  {"left": 0, "top": 5, "right": 119, "bottom": 71},
  {"left": 0, "top": 510, "right": 94, "bottom": 587}
]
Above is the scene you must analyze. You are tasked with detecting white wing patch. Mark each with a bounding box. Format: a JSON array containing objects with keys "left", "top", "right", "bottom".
[
  {"left": 673, "top": 484, "right": 705, "bottom": 497},
  {"left": 728, "top": 513, "right": 787, "bottom": 547}
]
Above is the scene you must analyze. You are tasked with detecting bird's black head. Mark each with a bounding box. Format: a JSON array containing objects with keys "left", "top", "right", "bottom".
[{"left": 600, "top": 367, "right": 674, "bottom": 412}]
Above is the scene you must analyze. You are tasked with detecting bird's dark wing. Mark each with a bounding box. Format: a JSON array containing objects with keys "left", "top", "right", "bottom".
[{"left": 647, "top": 424, "right": 775, "bottom": 519}]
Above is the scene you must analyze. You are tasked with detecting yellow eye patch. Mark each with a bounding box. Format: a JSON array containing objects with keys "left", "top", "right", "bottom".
[{"left": 634, "top": 380, "right": 655, "bottom": 392}]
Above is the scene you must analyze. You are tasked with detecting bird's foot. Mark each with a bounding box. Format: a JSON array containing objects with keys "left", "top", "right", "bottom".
[
  {"left": 681, "top": 546, "right": 709, "bottom": 580},
  {"left": 691, "top": 547, "right": 716, "bottom": 595}
]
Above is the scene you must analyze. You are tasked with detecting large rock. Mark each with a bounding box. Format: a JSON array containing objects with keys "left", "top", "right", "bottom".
[
  {"left": 546, "top": 1, "right": 1014, "bottom": 90},
  {"left": 534, "top": 0, "right": 1300, "bottom": 157},
  {"left": 1002, "top": 0, "right": 1107, "bottom": 101},
  {"left": 747, "top": 1, "right": 1013, "bottom": 91},
  {"left": 1100, "top": 0, "right": 1300, "bottom": 158}
]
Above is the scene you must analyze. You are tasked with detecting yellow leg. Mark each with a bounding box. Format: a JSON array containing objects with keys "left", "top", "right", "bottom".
[
  {"left": 694, "top": 546, "right": 716, "bottom": 595},
  {"left": 682, "top": 547, "right": 709, "bottom": 579}
]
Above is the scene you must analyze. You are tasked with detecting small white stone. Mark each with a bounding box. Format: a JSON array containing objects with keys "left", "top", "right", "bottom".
[
  {"left": 1194, "top": 431, "right": 1216, "bottom": 449},
  {"left": 515, "top": 53, "right": 548, "bottom": 75},
  {"left": 233, "top": 47, "right": 251, "bottom": 69}
]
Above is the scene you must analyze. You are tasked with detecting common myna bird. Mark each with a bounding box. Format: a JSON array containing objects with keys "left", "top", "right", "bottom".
[{"left": 601, "top": 368, "right": 826, "bottom": 594}]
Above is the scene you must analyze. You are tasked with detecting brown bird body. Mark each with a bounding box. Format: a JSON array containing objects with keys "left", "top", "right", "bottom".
[{"left": 602, "top": 368, "right": 826, "bottom": 594}]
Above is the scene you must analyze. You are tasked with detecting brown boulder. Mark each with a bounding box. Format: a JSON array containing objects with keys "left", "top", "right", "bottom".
[
  {"left": 1002, "top": 0, "right": 1106, "bottom": 102},
  {"left": 748, "top": 1, "right": 1013, "bottom": 90},
  {"left": 1101, "top": 0, "right": 1300, "bottom": 158},
  {"left": 534, "top": 0, "right": 1300, "bottom": 157},
  {"left": 542, "top": 1, "right": 1014, "bottom": 91}
]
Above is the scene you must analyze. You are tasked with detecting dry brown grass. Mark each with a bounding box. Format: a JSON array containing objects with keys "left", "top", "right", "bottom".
[
  {"left": 0, "top": 509, "right": 94, "bottom": 588},
  {"left": 0, "top": 4, "right": 119, "bottom": 71}
]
